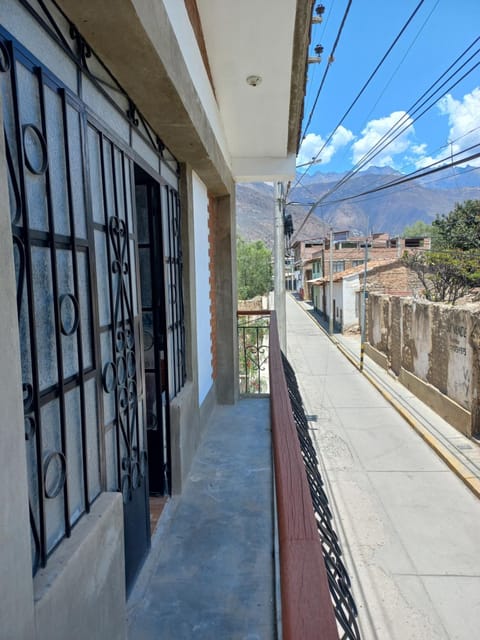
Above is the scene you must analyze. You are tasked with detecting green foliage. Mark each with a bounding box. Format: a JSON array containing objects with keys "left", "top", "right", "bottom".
[
  {"left": 402, "top": 220, "right": 434, "bottom": 239},
  {"left": 237, "top": 238, "right": 272, "bottom": 300},
  {"left": 432, "top": 199, "right": 480, "bottom": 251},
  {"left": 403, "top": 250, "right": 480, "bottom": 304}
]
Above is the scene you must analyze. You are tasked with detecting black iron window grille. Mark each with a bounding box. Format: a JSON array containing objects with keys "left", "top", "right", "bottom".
[{"left": 2, "top": 3, "right": 186, "bottom": 577}]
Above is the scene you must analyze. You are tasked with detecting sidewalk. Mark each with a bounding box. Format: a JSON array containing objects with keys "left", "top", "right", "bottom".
[{"left": 286, "top": 294, "right": 480, "bottom": 639}]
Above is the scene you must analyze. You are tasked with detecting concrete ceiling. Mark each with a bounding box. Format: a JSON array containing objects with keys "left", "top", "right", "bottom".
[{"left": 196, "top": 1, "right": 306, "bottom": 178}]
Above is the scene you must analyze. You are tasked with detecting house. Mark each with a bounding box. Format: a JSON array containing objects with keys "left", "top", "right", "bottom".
[
  {"left": 301, "top": 230, "right": 430, "bottom": 301},
  {"left": 0, "top": 1, "right": 312, "bottom": 638},
  {"left": 311, "top": 259, "right": 423, "bottom": 332},
  {"left": 291, "top": 238, "right": 324, "bottom": 298}
]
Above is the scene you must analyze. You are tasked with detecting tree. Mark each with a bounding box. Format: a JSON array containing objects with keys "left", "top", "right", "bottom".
[
  {"left": 237, "top": 238, "right": 272, "bottom": 300},
  {"left": 432, "top": 199, "right": 480, "bottom": 250},
  {"left": 402, "top": 220, "right": 434, "bottom": 238},
  {"left": 403, "top": 250, "right": 480, "bottom": 304}
]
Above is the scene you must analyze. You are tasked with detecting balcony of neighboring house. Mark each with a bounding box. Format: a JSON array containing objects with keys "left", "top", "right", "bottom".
[{"left": 128, "top": 309, "right": 360, "bottom": 639}]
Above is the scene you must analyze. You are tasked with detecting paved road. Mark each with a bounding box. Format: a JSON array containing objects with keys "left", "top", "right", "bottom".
[{"left": 286, "top": 294, "right": 480, "bottom": 640}]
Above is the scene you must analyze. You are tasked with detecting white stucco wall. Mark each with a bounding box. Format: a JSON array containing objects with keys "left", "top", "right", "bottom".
[
  {"left": 192, "top": 171, "right": 213, "bottom": 405},
  {"left": 162, "top": 0, "right": 230, "bottom": 165},
  {"left": 343, "top": 274, "right": 360, "bottom": 329}
]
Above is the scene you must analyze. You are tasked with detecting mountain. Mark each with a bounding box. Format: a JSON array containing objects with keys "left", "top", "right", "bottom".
[{"left": 236, "top": 166, "right": 480, "bottom": 244}]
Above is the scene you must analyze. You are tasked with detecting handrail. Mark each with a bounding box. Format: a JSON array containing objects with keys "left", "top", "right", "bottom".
[{"left": 269, "top": 312, "right": 339, "bottom": 640}]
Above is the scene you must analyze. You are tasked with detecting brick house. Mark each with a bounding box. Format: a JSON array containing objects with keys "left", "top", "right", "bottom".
[{"left": 311, "top": 259, "right": 423, "bottom": 332}]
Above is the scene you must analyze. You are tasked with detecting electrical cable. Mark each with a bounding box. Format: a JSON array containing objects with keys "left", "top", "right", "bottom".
[
  {"left": 300, "top": 0, "right": 427, "bottom": 174},
  {"left": 293, "top": 0, "right": 429, "bottom": 193},
  {"left": 300, "top": 0, "right": 354, "bottom": 141},
  {"left": 291, "top": 39, "right": 480, "bottom": 239},
  {"left": 318, "top": 143, "right": 480, "bottom": 206}
]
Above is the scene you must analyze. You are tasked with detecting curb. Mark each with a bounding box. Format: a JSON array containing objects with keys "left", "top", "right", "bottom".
[{"left": 296, "top": 300, "right": 480, "bottom": 501}]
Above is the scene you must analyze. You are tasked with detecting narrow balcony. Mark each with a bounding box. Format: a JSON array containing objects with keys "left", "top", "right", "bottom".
[{"left": 127, "top": 311, "right": 359, "bottom": 639}]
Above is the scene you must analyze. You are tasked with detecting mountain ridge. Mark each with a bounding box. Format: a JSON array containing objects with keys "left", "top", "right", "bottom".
[{"left": 236, "top": 165, "right": 480, "bottom": 246}]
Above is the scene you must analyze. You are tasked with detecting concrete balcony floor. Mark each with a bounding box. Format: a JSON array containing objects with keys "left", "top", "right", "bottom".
[{"left": 127, "top": 398, "right": 274, "bottom": 640}]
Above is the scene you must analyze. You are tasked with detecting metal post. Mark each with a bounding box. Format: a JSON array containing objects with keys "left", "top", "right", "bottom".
[
  {"left": 360, "top": 235, "right": 369, "bottom": 371},
  {"left": 329, "top": 228, "right": 334, "bottom": 334},
  {"left": 274, "top": 182, "right": 286, "bottom": 352}
]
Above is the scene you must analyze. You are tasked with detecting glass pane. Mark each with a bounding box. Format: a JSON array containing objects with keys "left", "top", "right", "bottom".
[
  {"left": 124, "top": 157, "right": 133, "bottom": 231},
  {"left": 94, "top": 230, "right": 111, "bottom": 327},
  {"left": 64, "top": 387, "right": 85, "bottom": 524},
  {"left": 77, "top": 250, "right": 93, "bottom": 369},
  {"left": 84, "top": 377, "right": 101, "bottom": 502},
  {"left": 139, "top": 247, "right": 151, "bottom": 308},
  {"left": 102, "top": 139, "right": 115, "bottom": 218},
  {"left": 130, "top": 238, "right": 138, "bottom": 316},
  {"left": 113, "top": 147, "right": 125, "bottom": 222},
  {"left": 44, "top": 85, "right": 69, "bottom": 236},
  {"left": 56, "top": 249, "right": 79, "bottom": 380},
  {"left": 32, "top": 246, "right": 58, "bottom": 390},
  {"left": 101, "top": 329, "right": 116, "bottom": 426},
  {"left": 17, "top": 62, "right": 49, "bottom": 232},
  {"left": 66, "top": 105, "right": 87, "bottom": 238},
  {"left": 105, "top": 424, "right": 118, "bottom": 491},
  {"left": 142, "top": 312, "right": 154, "bottom": 369},
  {"left": 87, "top": 126, "right": 104, "bottom": 224},
  {"left": 41, "top": 399, "right": 65, "bottom": 553},
  {"left": 135, "top": 185, "right": 149, "bottom": 244}
]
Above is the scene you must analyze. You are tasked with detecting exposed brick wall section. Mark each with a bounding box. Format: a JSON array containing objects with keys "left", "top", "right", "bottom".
[
  {"left": 360, "top": 262, "right": 423, "bottom": 296},
  {"left": 208, "top": 196, "right": 217, "bottom": 380}
]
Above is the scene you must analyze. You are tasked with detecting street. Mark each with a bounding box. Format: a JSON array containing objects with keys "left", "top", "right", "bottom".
[{"left": 286, "top": 294, "right": 480, "bottom": 639}]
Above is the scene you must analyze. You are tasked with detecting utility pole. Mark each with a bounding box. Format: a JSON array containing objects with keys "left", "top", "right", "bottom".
[
  {"left": 274, "top": 181, "right": 286, "bottom": 352},
  {"left": 329, "top": 227, "right": 334, "bottom": 334},
  {"left": 360, "top": 234, "right": 369, "bottom": 371}
]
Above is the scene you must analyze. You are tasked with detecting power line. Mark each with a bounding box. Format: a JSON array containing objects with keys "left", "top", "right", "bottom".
[
  {"left": 297, "top": 0, "right": 427, "bottom": 186},
  {"left": 318, "top": 143, "right": 480, "bottom": 207},
  {"left": 291, "top": 38, "right": 480, "bottom": 239},
  {"left": 300, "top": 0, "right": 354, "bottom": 141}
]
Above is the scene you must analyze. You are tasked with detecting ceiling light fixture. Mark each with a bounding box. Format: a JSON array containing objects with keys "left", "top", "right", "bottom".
[{"left": 246, "top": 75, "right": 262, "bottom": 87}]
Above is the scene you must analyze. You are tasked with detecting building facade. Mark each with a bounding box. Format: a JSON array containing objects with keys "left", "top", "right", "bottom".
[{"left": 0, "top": 1, "right": 312, "bottom": 637}]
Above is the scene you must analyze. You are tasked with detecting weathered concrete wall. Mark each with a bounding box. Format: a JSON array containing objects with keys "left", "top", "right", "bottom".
[
  {"left": 368, "top": 293, "right": 479, "bottom": 436},
  {"left": 34, "top": 494, "right": 126, "bottom": 640}
]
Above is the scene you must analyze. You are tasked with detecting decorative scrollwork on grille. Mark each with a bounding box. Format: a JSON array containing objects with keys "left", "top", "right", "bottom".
[
  {"left": 59, "top": 293, "right": 79, "bottom": 336},
  {"left": 0, "top": 40, "right": 11, "bottom": 72},
  {"left": 5, "top": 129, "right": 22, "bottom": 225},
  {"left": 108, "top": 214, "right": 143, "bottom": 503},
  {"left": 43, "top": 451, "right": 67, "bottom": 499},
  {"left": 22, "top": 124, "right": 48, "bottom": 175}
]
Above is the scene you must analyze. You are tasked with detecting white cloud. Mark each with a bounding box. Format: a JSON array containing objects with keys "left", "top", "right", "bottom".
[
  {"left": 413, "top": 87, "right": 480, "bottom": 170},
  {"left": 351, "top": 111, "right": 415, "bottom": 168},
  {"left": 297, "top": 126, "right": 354, "bottom": 167}
]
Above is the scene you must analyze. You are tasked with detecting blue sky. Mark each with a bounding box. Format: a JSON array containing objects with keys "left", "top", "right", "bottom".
[{"left": 297, "top": 0, "right": 480, "bottom": 174}]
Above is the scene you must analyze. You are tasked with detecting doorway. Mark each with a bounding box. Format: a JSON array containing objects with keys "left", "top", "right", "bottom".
[{"left": 134, "top": 166, "right": 171, "bottom": 499}]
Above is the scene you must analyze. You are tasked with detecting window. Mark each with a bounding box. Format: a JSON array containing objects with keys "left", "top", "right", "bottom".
[{"left": 333, "top": 261, "right": 345, "bottom": 273}]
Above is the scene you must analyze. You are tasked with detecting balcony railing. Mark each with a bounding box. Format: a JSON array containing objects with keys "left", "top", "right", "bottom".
[
  {"left": 237, "top": 311, "right": 271, "bottom": 395},
  {"left": 268, "top": 312, "right": 360, "bottom": 640}
]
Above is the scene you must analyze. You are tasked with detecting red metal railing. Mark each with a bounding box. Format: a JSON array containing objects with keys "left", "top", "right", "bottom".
[{"left": 269, "top": 312, "right": 339, "bottom": 640}]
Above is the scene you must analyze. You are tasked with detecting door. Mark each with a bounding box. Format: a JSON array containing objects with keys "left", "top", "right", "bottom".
[
  {"left": 134, "top": 166, "right": 170, "bottom": 496},
  {"left": 86, "top": 125, "right": 150, "bottom": 592}
]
